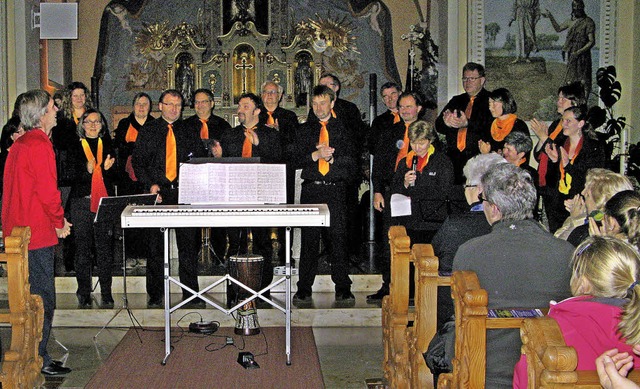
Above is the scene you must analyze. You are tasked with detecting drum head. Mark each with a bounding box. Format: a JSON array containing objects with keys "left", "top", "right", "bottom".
[{"left": 229, "top": 254, "right": 264, "bottom": 262}]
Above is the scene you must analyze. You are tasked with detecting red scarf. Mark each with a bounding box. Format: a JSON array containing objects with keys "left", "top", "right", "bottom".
[{"left": 538, "top": 121, "right": 563, "bottom": 187}]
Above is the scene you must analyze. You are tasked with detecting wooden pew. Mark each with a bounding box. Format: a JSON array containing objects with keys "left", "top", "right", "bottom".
[
  {"left": 404, "top": 243, "right": 450, "bottom": 389},
  {"left": 382, "top": 226, "right": 412, "bottom": 388},
  {"left": 438, "top": 271, "right": 529, "bottom": 389},
  {"left": 0, "top": 227, "right": 45, "bottom": 388},
  {"left": 521, "top": 316, "right": 640, "bottom": 388}
]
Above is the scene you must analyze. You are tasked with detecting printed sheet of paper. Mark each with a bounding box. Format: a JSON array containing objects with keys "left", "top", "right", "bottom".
[
  {"left": 178, "top": 163, "right": 286, "bottom": 205},
  {"left": 390, "top": 193, "right": 412, "bottom": 217}
]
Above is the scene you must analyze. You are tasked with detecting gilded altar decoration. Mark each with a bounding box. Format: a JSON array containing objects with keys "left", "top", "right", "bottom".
[
  {"left": 295, "top": 14, "right": 364, "bottom": 90},
  {"left": 129, "top": 21, "right": 206, "bottom": 90}
]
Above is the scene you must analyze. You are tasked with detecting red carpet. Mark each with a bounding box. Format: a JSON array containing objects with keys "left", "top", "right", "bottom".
[{"left": 86, "top": 327, "right": 324, "bottom": 388}]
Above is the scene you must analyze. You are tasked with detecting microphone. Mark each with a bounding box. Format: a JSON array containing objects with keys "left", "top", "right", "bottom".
[{"left": 410, "top": 155, "right": 418, "bottom": 187}]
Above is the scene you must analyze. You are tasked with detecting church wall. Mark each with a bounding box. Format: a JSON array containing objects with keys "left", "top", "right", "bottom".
[
  {"left": 36, "top": 1, "right": 640, "bottom": 144},
  {"left": 72, "top": 0, "right": 111, "bottom": 90}
]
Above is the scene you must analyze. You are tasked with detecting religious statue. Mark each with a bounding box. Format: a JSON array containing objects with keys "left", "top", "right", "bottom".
[
  {"left": 542, "top": 0, "right": 595, "bottom": 96},
  {"left": 510, "top": 0, "right": 540, "bottom": 61},
  {"left": 294, "top": 56, "right": 312, "bottom": 107},
  {"left": 175, "top": 54, "right": 195, "bottom": 103}
]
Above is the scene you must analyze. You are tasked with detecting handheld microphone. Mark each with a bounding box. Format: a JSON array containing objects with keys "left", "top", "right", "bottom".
[{"left": 410, "top": 155, "right": 418, "bottom": 187}]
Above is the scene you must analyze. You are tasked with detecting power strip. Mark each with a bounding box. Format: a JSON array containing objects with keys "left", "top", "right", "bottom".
[
  {"left": 188, "top": 321, "right": 219, "bottom": 334},
  {"left": 274, "top": 266, "right": 299, "bottom": 276}
]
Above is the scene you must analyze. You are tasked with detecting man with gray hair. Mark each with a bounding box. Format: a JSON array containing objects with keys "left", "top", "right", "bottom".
[
  {"left": 2, "top": 89, "right": 72, "bottom": 375},
  {"left": 452, "top": 163, "right": 573, "bottom": 388}
]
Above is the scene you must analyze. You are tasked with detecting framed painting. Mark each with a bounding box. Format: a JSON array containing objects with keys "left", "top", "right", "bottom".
[{"left": 467, "top": 0, "right": 617, "bottom": 119}]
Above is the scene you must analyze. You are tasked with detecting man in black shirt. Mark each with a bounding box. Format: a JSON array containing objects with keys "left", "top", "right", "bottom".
[
  {"left": 293, "top": 85, "right": 358, "bottom": 302},
  {"left": 132, "top": 89, "right": 206, "bottom": 307}
]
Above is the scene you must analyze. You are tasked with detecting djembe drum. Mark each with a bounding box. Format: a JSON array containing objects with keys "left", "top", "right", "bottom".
[{"left": 228, "top": 254, "right": 264, "bottom": 336}]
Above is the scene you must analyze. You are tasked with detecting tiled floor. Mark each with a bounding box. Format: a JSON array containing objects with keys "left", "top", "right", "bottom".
[{"left": 26, "top": 326, "right": 384, "bottom": 388}]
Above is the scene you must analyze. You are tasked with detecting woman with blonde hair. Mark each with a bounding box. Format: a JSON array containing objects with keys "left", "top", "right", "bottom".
[
  {"left": 555, "top": 168, "right": 633, "bottom": 245},
  {"left": 514, "top": 236, "right": 640, "bottom": 387}
]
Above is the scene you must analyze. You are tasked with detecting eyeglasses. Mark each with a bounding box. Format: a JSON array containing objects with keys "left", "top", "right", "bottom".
[
  {"left": 461, "top": 76, "right": 482, "bottom": 82},
  {"left": 464, "top": 184, "right": 477, "bottom": 189},
  {"left": 262, "top": 90, "right": 279, "bottom": 95},
  {"left": 478, "top": 192, "right": 490, "bottom": 203},
  {"left": 84, "top": 120, "right": 102, "bottom": 126}
]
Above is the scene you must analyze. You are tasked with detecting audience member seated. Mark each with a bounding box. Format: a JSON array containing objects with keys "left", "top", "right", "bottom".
[
  {"left": 597, "top": 347, "right": 640, "bottom": 389},
  {"left": 479, "top": 88, "right": 530, "bottom": 156},
  {"left": 595, "top": 190, "right": 640, "bottom": 246},
  {"left": 431, "top": 153, "right": 505, "bottom": 328},
  {"left": 452, "top": 163, "right": 574, "bottom": 388},
  {"left": 514, "top": 236, "right": 640, "bottom": 387},
  {"left": 554, "top": 168, "right": 632, "bottom": 244}
]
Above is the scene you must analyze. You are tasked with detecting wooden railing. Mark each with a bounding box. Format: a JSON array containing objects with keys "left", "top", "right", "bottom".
[
  {"left": 405, "top": 244, "right": 450, "bottom": 388},
  {"left": 0, "top": 227, "right": 45, "bottom": 388},
  {"left": 382, "top": 226, "right": 412, "bottom": 388},
  {"left": 521, "top": 316, "right": 640, "bottom": 388},
  {"left": 438, "top": 271, "right": 529, "bottom": 389}
]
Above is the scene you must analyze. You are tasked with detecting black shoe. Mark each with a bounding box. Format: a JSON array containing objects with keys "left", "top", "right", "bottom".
[
  {"left": 41, "top": 363, "right": 72, "bottom": 376},
  {"left": 366, "top": 287, "right": 389, "bottom": 301},
  {"left": 292, "top": 291, "right": 311, "bottom": 302},
  {"left": 51, "top": 360, "right": 64, "bottom": 367},
  {"left": 101, "top": 294, "right": 115, "bottom": 309},
  {"left": 148, "top": 297, "right": 163, "bottom": 308},
  {"left": 76, "top": 293, "right": 91, "bottom": 308},
  {"left": 335, "top": 290, "right": 355, "bottom": 302}
]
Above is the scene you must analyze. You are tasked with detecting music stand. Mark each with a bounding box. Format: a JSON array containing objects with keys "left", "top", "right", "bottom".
[{"left": 94, "top": 194, "right": 158, "bottom": 341}]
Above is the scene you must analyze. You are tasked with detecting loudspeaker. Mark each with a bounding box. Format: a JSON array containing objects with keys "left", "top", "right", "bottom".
[{"left": 39, "top": 3, "right": 78, "bottom": 39}]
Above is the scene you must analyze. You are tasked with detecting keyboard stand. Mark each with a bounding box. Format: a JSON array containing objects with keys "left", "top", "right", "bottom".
[{"left": 160, "top": 226, "right": 295, "bottom": 365}]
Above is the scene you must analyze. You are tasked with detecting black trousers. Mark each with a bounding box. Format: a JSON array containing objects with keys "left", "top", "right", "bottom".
[
  {"left": 297, "top": 181, "right": 352, "bottom": 294},
  {"left": 69, "top": 197, "right": 115, "bottom": 296},
  {"left": 145, "top": 187, "right": 200, "bottom": 300}
]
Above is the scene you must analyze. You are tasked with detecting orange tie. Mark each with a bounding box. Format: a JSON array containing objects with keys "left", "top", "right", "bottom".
[
  {"left": 318, "top": 121, "right": 330, "bottom": 175},
  {"left": 457, "top": 96, "right": 475, "bottom": 152},
  {"left": 392, "top": 111, "right": 400, "bottom": 124},
  {"left": 266, "top": 111, "right": 275, "bottom": 126},
  {"left": 125, "top": 123, "right": 138, "bottom": 142},
  {"left": 165, "top": 124, "right": 177, "bottom": 181},
  {"left": 242, "top": 126, "right": 255, "bottom": 158},
  {"left": 395, "top": 123, "right": 410, "bottom": 171},
  {"left": 199, "top": 119, "right": 209, "bottom": 139}
]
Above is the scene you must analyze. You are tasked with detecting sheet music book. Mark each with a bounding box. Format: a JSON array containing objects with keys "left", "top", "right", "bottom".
[
  {"left": 487, "top": 309, "right": 544, "bottom": 318},
  {"left": 178, "top": 163, "right": 287, "bottom": 205}
]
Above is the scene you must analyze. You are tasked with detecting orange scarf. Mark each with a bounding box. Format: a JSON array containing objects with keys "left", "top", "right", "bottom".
[
  {"left": 405, "top": 145, "right": 435, "bottom": 173},
  {"left": 81, "top": 138, "right": 108, "bottom": 213},
  {"left": 490, "top": 114, "right": 518, "bottom": 142}
]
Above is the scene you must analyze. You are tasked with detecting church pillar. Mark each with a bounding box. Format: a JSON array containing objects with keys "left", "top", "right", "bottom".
[{"left": 0, "top": 0, "right": 8, "bottom": 123}]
